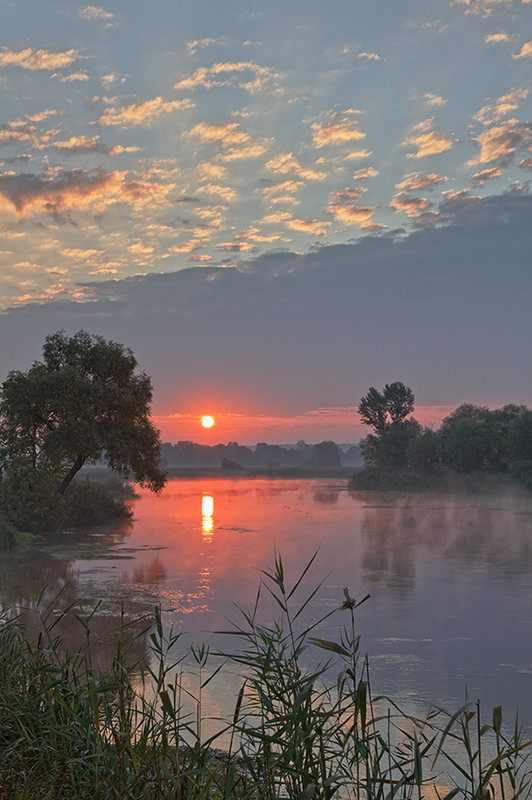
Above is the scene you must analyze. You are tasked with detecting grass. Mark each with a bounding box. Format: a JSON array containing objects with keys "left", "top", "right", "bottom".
[{"left": 0, "top": 557, "right": 530, "bottom": 799}]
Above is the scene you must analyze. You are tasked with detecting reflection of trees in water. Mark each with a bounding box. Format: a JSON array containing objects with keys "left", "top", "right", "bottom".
[
  {"left": 313, "top": 488, "right": 339, "bottom": 505},
  {"left": 0, "top": 520, "right": 153, "bottom": 676},
  {"left": 0, "top": 550, "right": 78, "bottom": 610},
  {"left": 355, "top": 492, "right": 532, "bottom": 597}
]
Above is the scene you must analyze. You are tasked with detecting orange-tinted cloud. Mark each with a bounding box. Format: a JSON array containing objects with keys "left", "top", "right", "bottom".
[
  {"left": 174, "top": 61, "right": 280, "bottom": 93},
  {"left": 453, "top": 0, "right": 512, "bottom": 16},
  {"left": 286, "top": 217, "right": 330, "bottom": 236},
  {"left": 198, "top": 183, "right": 237, "bottom": 202},
  {"left": 326, "top": 187, "right": 375, "bottom": 225},
  {"left": 423, "top": 93, "right": 446, "bottom": 106},
  {"left": 467, "top": 118, "right": 532, "bottom": 165},
  {"left": 54, "top": 71, "right": 89, "bottom": 82},
  {"left": 53, "top": 135, "right": 140, "bottom": 156},
  {"left": 0, "top": 48, "right": 79, "bottom": 71},
  {"left": 220, "top": 142, "right": 269, "bottom": 160},
  {"left": 390, "top": 191, "right": 432, "bottom": 216},
  {"left": 470, "top": 167, "right": 503, "bottom": 183},
  {"left": 98, "top": 97, "right": 194, "bottom": 127},
  {"left": 395, "top": 172, "right": 446, "bottom": 190},
  {"left": 0, "top": 168, "right": 174, "bottom": 217},
  {"left": 474, "top": 88, "right": 528, "bottom": 124},
  {"left": 358, "top": 52, "right": 380, "bottom": 60},
  {"left": 265, "top": 153, "right": 327, "bottom": 180},
  {"left": 485, "top": 32, "right": 510, "bottom": 43},
  {"left": 403, "top": 119, "right": 455, "bottom": 158},
  {"left": 187, "top": 121, "right": 249, "bottom": 146},
  {"left": 513, "top": 41, "right": 532, "bottom": 58},
  {"left": 353, "top": 167, "right": 379, "bottom": 180},
  {"left": 311, "top": 119, "right": 366, "bottom": 147},
  {"left": 80, "top": 5, "right": 115, "bottom": 24}
]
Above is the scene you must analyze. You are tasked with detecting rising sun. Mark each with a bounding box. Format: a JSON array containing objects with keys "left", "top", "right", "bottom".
[{"left": 200, "top": 415, "right": 215, "bottom": 428}]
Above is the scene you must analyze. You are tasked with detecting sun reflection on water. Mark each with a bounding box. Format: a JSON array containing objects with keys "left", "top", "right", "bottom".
[{"left": 201, "top": 494, "right": 214, "bottom": 540}]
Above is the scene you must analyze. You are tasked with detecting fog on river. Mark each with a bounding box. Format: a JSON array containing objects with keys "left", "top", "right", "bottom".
[{"left": 2, "top": 478, "right": 531, "bottom": 728}]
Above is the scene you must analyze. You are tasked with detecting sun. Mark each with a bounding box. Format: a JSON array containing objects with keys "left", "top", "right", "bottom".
[{"left": 200, "top": 415, "right": 215, "bottom": 429}]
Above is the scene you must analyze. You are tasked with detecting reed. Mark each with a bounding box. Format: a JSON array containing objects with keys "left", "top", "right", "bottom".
[{"left": 0, "top": 559, "right": 529, "bottom": 799}]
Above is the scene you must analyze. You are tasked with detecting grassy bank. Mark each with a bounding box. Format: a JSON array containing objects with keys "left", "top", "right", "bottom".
[
  {"left": 348, "top": 467, "right": 532, "bottom": 494},
  {"left": 0, "top": 557, "right": 530, "bottom": 799}
]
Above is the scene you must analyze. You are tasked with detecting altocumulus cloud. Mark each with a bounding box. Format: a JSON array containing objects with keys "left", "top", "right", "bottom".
[{"left": 1, "top": 190, "right": 531, "bottom": 420}]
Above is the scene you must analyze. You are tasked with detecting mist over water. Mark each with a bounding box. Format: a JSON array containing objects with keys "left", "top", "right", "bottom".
[{"left": 2, "top": 477, "right": 531, "bottom": 727}]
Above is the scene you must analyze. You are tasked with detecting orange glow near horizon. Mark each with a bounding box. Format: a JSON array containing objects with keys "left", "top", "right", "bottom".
[{"left": 201, "top": 415, "right": 215, "bottom": 429}]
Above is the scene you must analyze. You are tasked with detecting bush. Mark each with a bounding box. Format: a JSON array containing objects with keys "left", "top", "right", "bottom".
[
  {"left": 0, "top": 463, "right": 132, "bottom": 535},
  {"left": 62, "top": 479, "right": 133, "bottom": 528}
]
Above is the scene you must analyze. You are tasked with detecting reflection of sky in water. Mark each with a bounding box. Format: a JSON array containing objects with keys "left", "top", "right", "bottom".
[{"left": 1, "top": 478, "right": 532, "bottom": 731}]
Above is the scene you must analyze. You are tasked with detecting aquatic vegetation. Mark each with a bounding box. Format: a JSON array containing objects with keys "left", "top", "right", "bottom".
[{"left": 0, "top": 558, "right": 529, "bottom": 799}]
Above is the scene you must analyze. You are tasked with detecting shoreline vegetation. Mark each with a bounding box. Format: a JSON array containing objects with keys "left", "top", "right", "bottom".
[{"left": 0, "top": 557, "right": 530, "bottom": 800}]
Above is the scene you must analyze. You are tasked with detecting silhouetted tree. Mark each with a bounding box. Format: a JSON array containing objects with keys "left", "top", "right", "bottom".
[
  {"left": 357, "top": 381, "right": 414, "bottom": 434},
  {"left": 0, "top": 330, "right": 166, "bottom": 496}
]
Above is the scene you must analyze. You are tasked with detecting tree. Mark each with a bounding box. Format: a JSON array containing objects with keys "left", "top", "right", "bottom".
[
  {"left": 357, "top": 381, "right": 415, "bottom": 433},
  {"left": 0, "top": 330, "right": 166, "bottom": 496}
]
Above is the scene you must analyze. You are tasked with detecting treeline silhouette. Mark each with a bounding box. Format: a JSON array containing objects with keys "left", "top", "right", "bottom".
[{"left": 160, "top": 440, "right": 362, "bottom": 470}]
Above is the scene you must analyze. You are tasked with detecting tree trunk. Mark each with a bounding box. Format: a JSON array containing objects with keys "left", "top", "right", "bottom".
[{"left": 56, "top": 454, "right": 86, "bottom": 496}]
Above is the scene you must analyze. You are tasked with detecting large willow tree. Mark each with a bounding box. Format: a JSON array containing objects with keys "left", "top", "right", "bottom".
[{"left": 0, "top": 330, "right": 166, "bottom": 496}]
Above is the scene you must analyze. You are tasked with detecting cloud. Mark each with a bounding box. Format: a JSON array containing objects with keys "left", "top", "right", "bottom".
[
  {"left": 0, "top": 169, "right": 119, "bottom": 215},
  {"left": 358, "top": 52, "right": 380, "bottom": 60},
  {"left": 311, "top": 118, "right": 366, "bottom": 147},
  {"left": 513, "top": 41, "right": 532, "bottom": 58},
  {"left": 265, "top": 153, "right": 327, "bottom": 180},
  {"left": 423, "top": 93, "right": 445, "bottom": 106},
  {"left": 474, "top": 88, "right": 528, "bottom": 124},
  {"left": 198, "top": 162, "right": 227, "bottom": 180},
  {"left": 470, "top": 167, "right": 504, "bottom": 183},
  {"left": 453, "top": 0, "right": 512, "bottom": 16},
  {"left": 3, "top": 191, "right": 530, "bottom": 425},
  {"left": 169, "top": 239, "right": 203, "bottom": 253},
  {"left": 197, "top": 183, "right": 237, "bottom": 202},
  {"left": 467, "top": 118, "right": 532, "bottom": 165},
  {"left": 262, "top": 180, "right": 304, "bottom": 203},
  {"left": 0, "top": 114, "right": 59, "bottom": 149},
  {"left": 186, "top": 121, "right": 249, "bottom": 146},
  {"left": 390, "top": 192, "right": 433, "bottom": 217},
  {"left": 520, "top": 157, "right": 532, "bottom": 169},
  {"left": 353, "top": 167, "right": 379, "bottom": 180},
  {"left": 219, "top": 142, "right": 269, "bottom": 160},
  {"left": 54, "top": 71, "right": 90, "bottom": 83},
  {"left": 403, "top": 119, "right": 455, "bottom": 158},
  {"left": 0, "top": 168, "right": 175, "bottom": 217},
  {"left": 98, "top": 97, "right": 194, "bottom": 127},
  {"left": 80, "top": 5, "right": 115, "bottom": 24},
  {"left": 0, "top": 48, "right": 79, "bottom": 71},
  {"left": 395, "top": 172, "right": 447, "bottom": 190},
  {"left": 52, "top": 135, "right": 140, "bottom": 156},
  {"left": 217, "top": 241, "right": 258, "bottom": 252},
  {"left": 485, "top": 32, "right": 510, "bottom": 43},
  {"left": 174, "top": 62, "right": 280, "bottom": 93},
  {"left": 326, "top": 187, "right": 375, "bottom": 226},
  {"left": 285, "top": 217, "right": 331, "bottom": 236}
]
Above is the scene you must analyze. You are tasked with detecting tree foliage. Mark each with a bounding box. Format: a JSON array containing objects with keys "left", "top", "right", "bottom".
[
  {"left": 355, "top": 382, "right": 532, "bottom": 488},
  {"left": 357, "top": 382, "right": 415, "bottom": 433},
  {"left": 0, "top": 330, "right": 166, "bottom": 498}
]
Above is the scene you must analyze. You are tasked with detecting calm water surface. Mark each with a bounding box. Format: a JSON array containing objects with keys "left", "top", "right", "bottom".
[{"left": 2, "top": 477, "right": 532, "bottom": 727}]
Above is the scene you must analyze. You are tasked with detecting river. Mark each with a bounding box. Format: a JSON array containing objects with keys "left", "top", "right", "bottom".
[{"left": 2, "top": 477, "right": 531, "bottom": 731}]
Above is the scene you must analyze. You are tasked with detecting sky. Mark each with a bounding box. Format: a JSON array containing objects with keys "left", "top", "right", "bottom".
[{"left": 0, "top": 0, "right": 531, "bottom": 444}]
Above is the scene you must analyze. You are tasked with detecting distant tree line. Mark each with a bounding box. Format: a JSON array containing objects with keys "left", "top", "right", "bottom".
[
  {"left": 352, "top": 381, "right": 532, "bottom": 489},
  {"left": 160, "top": 440, "right": 362, "bottom": 470}
]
